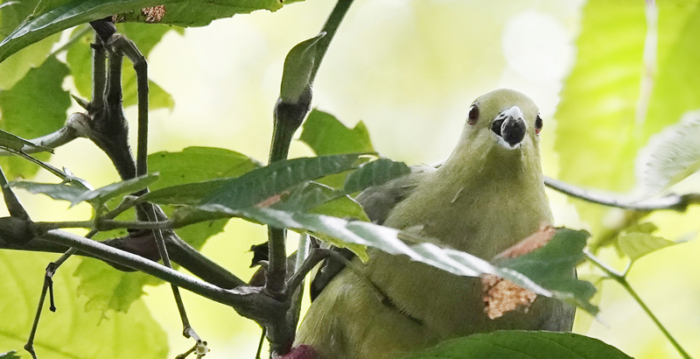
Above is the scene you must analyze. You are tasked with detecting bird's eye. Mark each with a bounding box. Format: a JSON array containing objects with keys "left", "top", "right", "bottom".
[
  {"left": 468, "top": 104, "right": 479, "bottom": 126},
  {"left": 535, "top": 114, "right": 543, "bottom": 135}
]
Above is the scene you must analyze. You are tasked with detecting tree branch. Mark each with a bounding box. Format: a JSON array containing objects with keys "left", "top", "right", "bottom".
[
  {"left": 40, "top": 229, "right": 289, "bottom": 325},
  {"left": 544, "top": 176, "right": 699, "bottom": 212}
]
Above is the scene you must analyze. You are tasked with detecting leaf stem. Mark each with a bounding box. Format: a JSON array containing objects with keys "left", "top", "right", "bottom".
[{"left": 585, "top": 252, "right": 691, "bottom": 359}]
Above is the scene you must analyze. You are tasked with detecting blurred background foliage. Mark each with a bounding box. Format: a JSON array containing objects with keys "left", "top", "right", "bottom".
[{"left": 1, "top": 0, "right": 699, "bottom": 358}]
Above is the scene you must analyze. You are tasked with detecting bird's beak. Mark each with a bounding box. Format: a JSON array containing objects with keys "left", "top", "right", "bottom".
[{"left": 491, "top": 106, "right": 527, "bottom": 149}]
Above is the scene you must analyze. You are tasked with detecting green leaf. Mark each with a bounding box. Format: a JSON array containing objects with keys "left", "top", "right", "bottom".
[
  {"left": 343, "top": 158, "right": 410, "bottom": 194},
  {"left": 74, "top": 257, "right": 161, "bottom": 313},
  {"left": 299, "top": 109, "right": 375, "bottom": 156},
  {"left": 636, "top": 109, "right": 700, "bottom": 194},
  {"left": 271, "top": 182, "right": 370, "bottom": 260},
  {"left": 148, "top": 146, "right": 261, "bottom": 250},
  {"left": 279, "top": 33, "right": 324, "bottom": 104},
  {"left": 0, "top": 351, "right": 20, "bottom": 359},
  {"left": 202, "top": 153, "right": 367, "bottom": 209},
  {"left": 0, "top": 251, "right": 168, "bottom": 358},
  {"left": 0, "top": 0, "right": 61, "bottom": 90},
  {"left": 77, "top": 173, "right": 159, "bottom": 206},
  {"left": 11, "top": 173, "right": 158, "bottom": 207},
  {"left": 0, "top": 56, "right": 70, "bottom": 179},
  {"left": 270, "top": 158, "right": 408, "bottom": 213},
  {"left": 493, "top": 229, "right": 598, "bottom": 314},
  {"left": 0, "top": 128, "right": 54, "bottom": 152},
  {"left": 617, "top": 232, "right": 676, "bottom": 263},
  {"left": 0, "top": 0, "right": 300, "bottom": 63},
  {"left": 308, "top": 195, "right": 369, "bottom": 222},
  {"left": 406, "top": 331, "right": 632, "bottom": 359},
  {"left": 175, "top": 206, "right": 598, "bottom": 314},
  {"left": 9, "top": 181, "right": 88, "bottom": 202},
  {"left": 148, "top": 146, "right": 262, "bottom": 190},
  {"left": 72, "top": 147, "right": 263, "bottom": 314},
  {"left": 554, "top": 1, "right": 700, "bottom": 240}
]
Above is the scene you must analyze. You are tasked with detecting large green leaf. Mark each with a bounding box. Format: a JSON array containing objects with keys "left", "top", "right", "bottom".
[
  {"left": 555, "top": 1, "right": 700, "bottom": 238},
  {"left": 149, "top": 146, "right": 261, "bottom": 250},
  {"left": 0, "top": 0, "right": 61, "bottom": 90},
  {"left": 0, "top": 251, "right": 167, "bottom": 359},
  {"left": 188, "top": 153, "right": 366, "bottom": 208},
  {"left": 71, "top": 147, "right": 261, "bottom": 314},
  {"left": 0, "top": 0, "right": 301, "bottom": 63},
  {"left": 299, "top": 109, "right": 375, "bottom": 156},
  {"left": 406, "top": 331, "right": 632, "bottom": 359},
  {"left": 0, "top": 56, "right": 70, "bottom": 179},
  {"left": 74, "top": 257, "right": 161, "bottom": 313},
  {"left": 176, "top": 206, "right": 598, "bottom": 315}
]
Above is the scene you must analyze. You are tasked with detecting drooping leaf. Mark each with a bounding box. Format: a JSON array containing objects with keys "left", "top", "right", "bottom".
[
  {"left": 636, "top": 109, "right": 700, "bottom": 194},
  {"left": 555, "top": 1, "right": 700, "bottom": 241},
  {"left": 617, "top": 232, "right": 676, "bottom": 263},
  {"left": 299, "top": 109, "right": 375, "bottom": 156},
  {"left": 11, "top": 173, "right": 158, "bottom": 207},
  {"left": 0, "top": 251, "right": 168, "bottom": 359},
  {"left": 279, "top": 33, "right": 324, "bottom": 104},
  {"left": 406, "top": 331, "right": 632, "bottom": 359},
  {"left": 175, "top": 205, "right": 598, "bottom": 314},
  {"left": 76, "top": 173, "right": 159, "bottom": 206},
  {"left": 0, "top": 56, "right": 70, "bottom": 179},
  {"left": 9, "top": 181, "right": 88, "bottom": 203},
  {"left": 0, "top": 0, "right": 302, "bottom": 63}
]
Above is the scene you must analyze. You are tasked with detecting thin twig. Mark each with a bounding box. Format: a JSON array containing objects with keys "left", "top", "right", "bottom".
[
  {"left": 544, "top": 176, "right": 697, "bottom": 211},
  {"left": 284, "top": 248, "right": 330, "bottom": 298},
  {"left": 585, "top": 251, "right": 691, "bottom": 359}
]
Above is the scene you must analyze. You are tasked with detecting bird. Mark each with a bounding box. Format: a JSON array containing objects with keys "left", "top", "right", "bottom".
[{"left": 293, "top": 88, "right": 575, "bottom": 359}]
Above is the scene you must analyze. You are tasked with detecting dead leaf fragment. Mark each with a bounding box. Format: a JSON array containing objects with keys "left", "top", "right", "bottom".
[
  {"left": 482, "top": 274, "right": 537, "bottom": 319},
  {"left": 142, "top": 6, "right": 166, "bottom": 23},
  {"left": 482, "top": 224, "right": 555, "bottom": 319}
]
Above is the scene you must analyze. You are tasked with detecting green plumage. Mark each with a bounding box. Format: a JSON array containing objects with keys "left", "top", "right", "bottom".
[{"left": 295, "top": 89, "right": 574, "bottom": 359}]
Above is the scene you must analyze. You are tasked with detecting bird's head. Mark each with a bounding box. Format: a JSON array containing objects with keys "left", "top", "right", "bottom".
[
  {"left": 451, "top": 88, "right": 543, "bottom": 162},
  {"left": 442, "top": 88, "right": 545, "bottom": 181}
]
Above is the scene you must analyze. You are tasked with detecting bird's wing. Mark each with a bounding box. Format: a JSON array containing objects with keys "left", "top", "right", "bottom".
[{"left": 309, "top": 164, "right": 436, "bottom": 300}]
